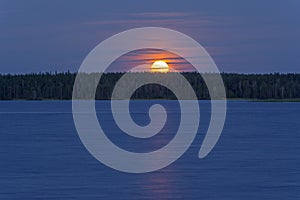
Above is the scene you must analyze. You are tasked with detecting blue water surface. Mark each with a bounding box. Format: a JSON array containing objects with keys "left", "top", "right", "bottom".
[{"left": 0, "top": 100, "right": 299, "bottom": 199}]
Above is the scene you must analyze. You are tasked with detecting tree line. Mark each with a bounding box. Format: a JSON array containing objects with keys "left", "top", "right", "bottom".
[{"left": 0, "top": 72, "right": 300, "bottom": 100}]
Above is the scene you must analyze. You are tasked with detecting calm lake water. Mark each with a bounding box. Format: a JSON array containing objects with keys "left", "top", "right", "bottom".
[{"left": 0, "top": 100, "right": 299, "bottom": 199}]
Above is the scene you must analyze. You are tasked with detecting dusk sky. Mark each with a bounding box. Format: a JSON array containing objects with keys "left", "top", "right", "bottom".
[{"left": 1, "top": 0, "right": 299, "bottom": 74}]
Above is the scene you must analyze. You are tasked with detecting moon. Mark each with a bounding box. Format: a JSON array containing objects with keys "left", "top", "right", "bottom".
[{"left": 151, "top": 61, "right": 169, "bottom": 73}]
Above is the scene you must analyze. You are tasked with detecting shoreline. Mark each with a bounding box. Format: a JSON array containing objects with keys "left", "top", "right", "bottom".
[{"left": 1, "top": 98, "right": 300, "bottom": 102}]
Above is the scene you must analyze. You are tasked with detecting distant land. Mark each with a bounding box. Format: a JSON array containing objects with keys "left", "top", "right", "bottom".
[{"left": 0, "top": 72, "right": 300, "bottom": 100}]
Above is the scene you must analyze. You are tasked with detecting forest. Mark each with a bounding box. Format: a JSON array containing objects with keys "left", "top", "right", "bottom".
[{"left": 0, "top": 72, "right": 300, "bottom": 100}]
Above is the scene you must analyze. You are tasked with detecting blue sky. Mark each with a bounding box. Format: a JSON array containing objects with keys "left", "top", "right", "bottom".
[{"left": 0, "top": 0, "right": 299, "bottom": 73}]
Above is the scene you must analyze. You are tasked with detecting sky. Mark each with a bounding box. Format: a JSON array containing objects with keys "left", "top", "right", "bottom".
[{"left": 0, "top": 0, "right": 299, "bottom": 74}]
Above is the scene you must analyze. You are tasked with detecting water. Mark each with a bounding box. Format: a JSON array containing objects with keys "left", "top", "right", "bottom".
[{"left": 0, "top": 100, "right": 299, "bottom": 199}]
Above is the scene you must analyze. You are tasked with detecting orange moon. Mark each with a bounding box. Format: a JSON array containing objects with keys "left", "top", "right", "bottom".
[{"left": 151, "top": 61, "right": 169, "bottom": 73}]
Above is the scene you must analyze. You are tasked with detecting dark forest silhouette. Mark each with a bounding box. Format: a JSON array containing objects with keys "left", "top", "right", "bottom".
[{"left": 1, "top": 72, "right": 300, "bottom": 100}]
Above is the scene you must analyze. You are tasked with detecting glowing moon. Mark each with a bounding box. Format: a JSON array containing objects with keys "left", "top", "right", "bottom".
[{"left": 151, "top": 61, "right": 169, "bottom": 73}]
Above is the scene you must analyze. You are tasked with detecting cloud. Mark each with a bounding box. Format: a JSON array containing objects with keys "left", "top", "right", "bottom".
[
  {"left": 129, "top": 12, "right": 196, "bottom": 18},
  {"left": 84, "top": 11, "right": 221, "bottom": 28}
]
